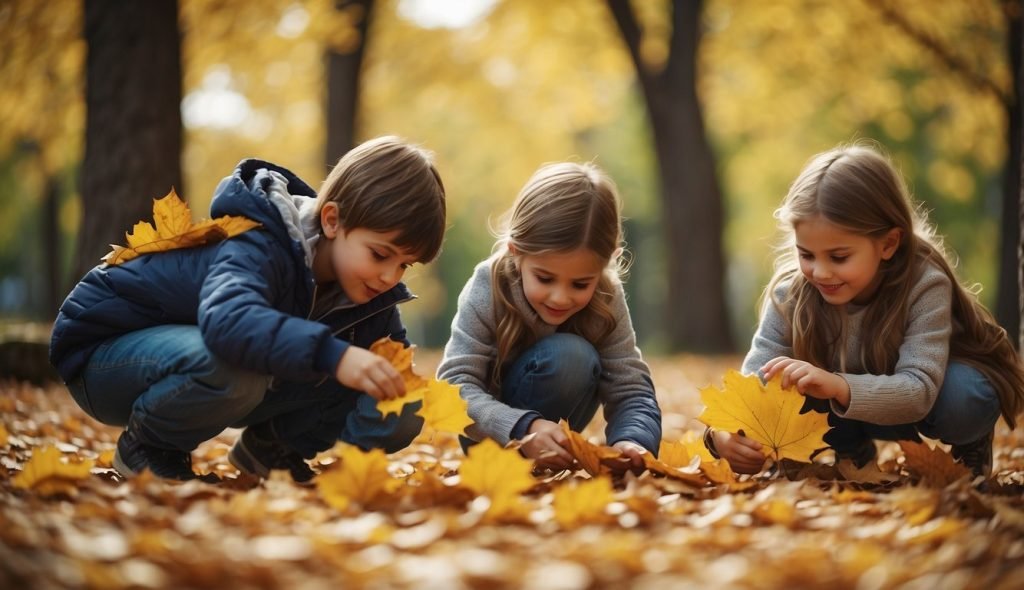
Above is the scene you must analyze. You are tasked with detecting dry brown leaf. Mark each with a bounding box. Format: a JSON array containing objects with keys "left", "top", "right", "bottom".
[
  {"left": 558, "top": 421, "right": 620, "bottom": 476},
  {"left": 898, "top": 441, "right": 971, "bottom": 487}
]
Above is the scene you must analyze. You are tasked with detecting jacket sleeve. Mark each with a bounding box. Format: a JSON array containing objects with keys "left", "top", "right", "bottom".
[
  {"left": 435, "top": 264, "right": 535, "bottom": 446},
  {"left": 741, "top": 285, "right": 794, "bottom": 378},
  {"left": 197, "top": 231, "right": 347, "bottom": 381},
  {"left": 597, "top": 281, "right": 662, "bottom": 455}
]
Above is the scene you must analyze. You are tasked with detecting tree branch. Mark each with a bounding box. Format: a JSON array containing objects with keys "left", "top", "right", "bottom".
[{"left": 864, "top": 0, "right": 1011, "bottom": 106}]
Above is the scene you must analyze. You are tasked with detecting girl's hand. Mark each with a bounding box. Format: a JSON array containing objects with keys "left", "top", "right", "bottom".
[
  {"left": 335, "top": 346, "right": 406, "bottom": 401},
  {"left": 608, "top": 440, "right": 648, "bottom": 473},
  {"left": 761, "top": 356, "right": 850, "bottom": 408},
  {"left": 711, "top": 429, "right": 766, "bottom": 474},
  {"left": 520, "top": 419, "right": 577, "bottom": 471}
]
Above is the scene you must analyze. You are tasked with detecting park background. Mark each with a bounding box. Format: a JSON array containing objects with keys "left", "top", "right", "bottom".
[{"left": 0, "top": 0, "right": 1018, "bottom": 357}]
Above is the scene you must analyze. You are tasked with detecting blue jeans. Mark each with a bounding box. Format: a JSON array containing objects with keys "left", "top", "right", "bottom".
[
  {"left": 502, "top": 333, "right": 602, "bottom": 431},
  {"left": 459, "top": 333, "right": 602, "bottom": 452},
  {"left": 822, "top": 362, "right": 1001, "bottom": 452},
  {"left": 67, "top": 325, "right": 421, "bottom": 456},
  {"left": 237, "top": 377, "right": 423, "bottom": 459}
]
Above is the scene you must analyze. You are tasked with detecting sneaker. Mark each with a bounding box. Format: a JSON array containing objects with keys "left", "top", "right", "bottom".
[
  {"left": 952, "top": 431, "right": 993, "bottom": 479},
  {"left": 835, "top": 438, "right": 877, "bottom": 468},
  {"left": 113, "top": 427, "right": 217, "bottom": 482},
  {"left": 229, "top": 426, "right": 315, "bottom": 483}
]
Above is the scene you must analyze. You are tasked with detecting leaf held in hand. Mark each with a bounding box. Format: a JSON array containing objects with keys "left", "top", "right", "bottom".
[
  {"left": 698, "top": 369, "right": 830, "bottom": 464},
  {"left": 103, "top": 189, "right": 260, "bottom": 265}
]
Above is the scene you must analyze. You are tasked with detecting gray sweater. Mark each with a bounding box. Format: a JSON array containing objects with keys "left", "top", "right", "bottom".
[
  {"left": 742, "top": 261, "right": 952, "bottom": 425},
  {"left": 436, "top": 259, "right": 662, "bottom": 452}
]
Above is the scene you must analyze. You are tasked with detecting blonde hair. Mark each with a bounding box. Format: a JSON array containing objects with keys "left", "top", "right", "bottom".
[
  {"left": 318, "top": 135, "right": 446, "bottom": 263},
  {"left": 489, "top": 162, "right": 625, "bottom": 387},
  {"left": 765, "top": 143, "right": 1024, "bottom": 428}
]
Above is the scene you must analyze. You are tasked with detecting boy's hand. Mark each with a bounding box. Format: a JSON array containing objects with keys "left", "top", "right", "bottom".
[
  {"left": 761, "top": 356, "right": 850, "bottom": 408},
  {"left": 711, "top": 429, "right": 766, "bottom": 474},
  {"left": 520, "top": 418, "right": 577, "bottom": 471},
  {"left": 335, "top": 346, "right": 406, "bottom": 401}
]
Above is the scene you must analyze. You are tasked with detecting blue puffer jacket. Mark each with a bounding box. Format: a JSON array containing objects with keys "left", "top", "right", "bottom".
[{"left": 50, "top": 159, "right": 413, "bottom": 384}]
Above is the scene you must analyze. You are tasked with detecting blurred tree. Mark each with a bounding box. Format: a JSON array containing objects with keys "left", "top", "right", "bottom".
[
  {"left": 326, "top": 0, "right": 374, "bottom": 165},
  {"left": 607, "top": 0, "right": 733, "bottom": 353},
  {"left": 77, "top": 0, "right": 183, "bottom": 280},
  {"left": 863, "top": 0, "right": 1020, "bottom": 347}
]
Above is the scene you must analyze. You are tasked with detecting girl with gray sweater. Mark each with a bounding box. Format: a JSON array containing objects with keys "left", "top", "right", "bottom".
[
  {"left": 707, "top": 144, "right": 1024, "bottom": 479},
  {"left": 436, "top": 162, "right": 662, "bottom": 472}
]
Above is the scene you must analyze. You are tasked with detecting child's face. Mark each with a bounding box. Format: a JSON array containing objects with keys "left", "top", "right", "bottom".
[
  {"left": 317, "top": 226, "right": 418, "bottom": 304},
  {"left": 517, "top": 247, "right": 606, "bottom": 326},
  {"left": 794, "top": 215, "right": 900, "bottom": 306}
]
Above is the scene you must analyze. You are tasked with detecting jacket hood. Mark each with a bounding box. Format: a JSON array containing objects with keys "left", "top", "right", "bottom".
[{"left": 211, "top": 159, "right": 321, "bottom": 268}]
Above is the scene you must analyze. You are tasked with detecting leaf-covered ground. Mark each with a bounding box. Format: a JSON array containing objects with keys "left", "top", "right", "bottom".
[{"left": 2, "top": 353, "right": 1023, "bottom": 590}]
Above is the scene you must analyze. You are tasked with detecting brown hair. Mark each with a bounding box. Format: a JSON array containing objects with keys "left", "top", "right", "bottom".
[
  {"left": 767, "top": 142, "right": 1024, "bottom": 428},
  {"left": 489, "top": 162, "right": 625, "bottom": 387},
  {"left": 317, "top": 135, "right": 446, "bottom": 262}
]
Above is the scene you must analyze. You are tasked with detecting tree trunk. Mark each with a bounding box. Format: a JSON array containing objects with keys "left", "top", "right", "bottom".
[
  {"left": 607, "top": 0, "right": 733, "bottom": 353},
  {"left": 75, "top": 0, "right": 182, "bottom": 281},
  {"left": 325, "top": 0, "right": 374, "bottom": 167},
  {"left": 1002, "top": 0, "right": 1022, "bottom": 349},
  {"left": 1017, "top": 0, "right": 1024, "bottom": 353}
]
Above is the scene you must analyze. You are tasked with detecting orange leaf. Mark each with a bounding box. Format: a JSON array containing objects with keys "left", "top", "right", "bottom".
[
  {"left": 12, "top": 445, "right": 94, "bottom": 496},
  {"left": 698, "top": 370, "right": 830, "bottom": 464},
  {"left": 559, "top": 421, "right": 620, "bottom": 476},
  {"left": 103, "top": 189, "right": 260, "bottom": 265}
]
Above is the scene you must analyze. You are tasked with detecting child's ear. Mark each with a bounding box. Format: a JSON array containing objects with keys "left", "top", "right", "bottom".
[
  {"left": 320, "top": 203, "right": 341, "bottom": 239},
  {"left": 881, "top": 228, "right": 902, "bottom": 260}
]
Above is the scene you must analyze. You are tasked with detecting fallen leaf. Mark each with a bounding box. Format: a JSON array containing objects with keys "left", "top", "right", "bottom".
[
  {"left": 316, "top": 444, "right": 401, "bottom": 510},
  {"left": 552, "top": 477, "right": 614, "bottom": 529},
  {"left": 560, "top": 421, "right": 620, "bottom": 476},
  {"left": 459, "top": 439, "right": 535, "bottom": 518},
  {"left": 898, "top": 441, "right": 971, "bottom": 487},
  {"left": 103, "top": 189, "right": 260, "bottom": 265},
  {"left": 698, "top": 370, "right": 830, "bottom": 464},
  {"left": 12, "top": 445, "right": 94, "bottom": 496}
]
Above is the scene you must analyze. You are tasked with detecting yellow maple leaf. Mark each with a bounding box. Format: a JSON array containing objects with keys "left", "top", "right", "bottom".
[
  {"left": 316, "top": 444, "right": 400, "bottom": 510},
  {"left": 459, "top": 438, "right": 535, "bottom": 502},
  {"left": 370, "top": 337, "right": 471, "bottom": 436},
  {"left": 0, "top": 423, "right": 8, "bottom": 447},
  {"left": 416, "top": 379, "right": 473, "bottom": 435},
  {"left": 103, "top": 189, "right": 261, "bottom": 265},
  {"left": 12, "top": 445, "right": 94, "bottom": 496},
  {"left": 552, "top": 477, "right": 614, "bottom": 529},
  {"left": 698, "top": 369, "right": 830, "bottom": 464}
]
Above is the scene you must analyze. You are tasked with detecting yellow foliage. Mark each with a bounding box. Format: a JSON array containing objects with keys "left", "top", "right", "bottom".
[
  {"left": 103, "top": 189, "right": 261, "bottom": 265},
  {"left": 552, "top": 477, "right": 614, "bottom": 529},
  {"left": 316, "top": 444, "right": 400, "bottom": 510},
  {"left": 698, "top": 370, "right": 830, "bottom": 464},
  {"left": 459, "top": 439, "right": 535, "bottom": 511},
  {"left": 370, "top": 336, "right": 472, "bottom": 435},
  {"left": 12, "top": 445, "right": 94, "bottom": 496}
]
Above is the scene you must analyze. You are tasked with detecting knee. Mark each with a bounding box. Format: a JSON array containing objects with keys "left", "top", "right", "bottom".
[
  {"left": 535, "top": 333, "right": 600, "bottom": 390},
  {"left": 194, "top": 352, "right": 270, "bottom": 413},
  {"left": 925, "top": 362, "right": 1000, "bottom": 444}
]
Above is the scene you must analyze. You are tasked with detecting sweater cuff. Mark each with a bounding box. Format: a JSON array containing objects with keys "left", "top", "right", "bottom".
[
  {"left": 510, "top": 411, "right": 542, "bottom": 441},
  {"left": 314, "top": 337, "right": 349, "bottom": 376}
]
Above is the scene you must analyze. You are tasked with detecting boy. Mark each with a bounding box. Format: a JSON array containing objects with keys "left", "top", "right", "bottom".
[{"left": 49, "top": 136, "right": 447, "bottom": 483}]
